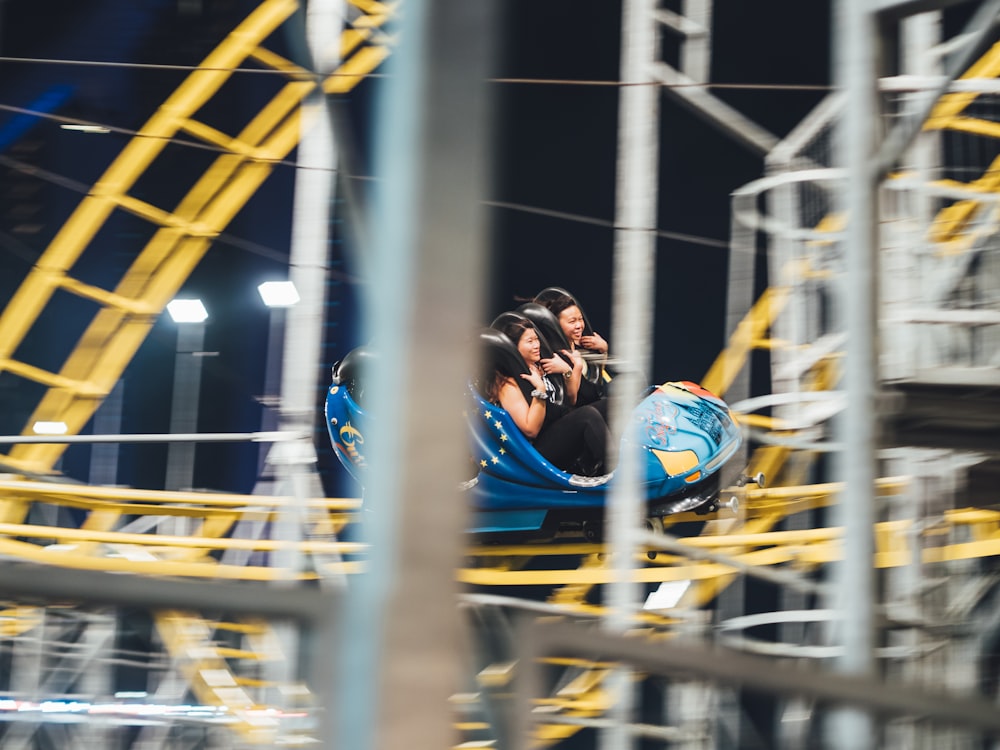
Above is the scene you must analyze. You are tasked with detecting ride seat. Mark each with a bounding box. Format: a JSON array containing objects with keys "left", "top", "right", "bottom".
[
  {"left": 488, "top": 312, "right": 567, "bottom": 405},
  {"left": 332, "top": 346, "right": 377, "bottom": 409}
]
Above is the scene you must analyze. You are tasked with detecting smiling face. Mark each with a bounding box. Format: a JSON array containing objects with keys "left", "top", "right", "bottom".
[
  {"left": 516, "top": 326, "right": 541, "bottom": 365},
  {"left": 558, "top": 305, "right": 585, "bottom": 346}
]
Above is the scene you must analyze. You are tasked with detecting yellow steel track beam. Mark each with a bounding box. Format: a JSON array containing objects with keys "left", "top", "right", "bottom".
[
  {"left": 925, "top": 40, "right": 1000, "bottom": 127},
  {"left": 0, "top": 521, "right": 363, "bottom": 556},
  {"left": 701, "top": 284, "right": 791, "bottom": 398},
  {"left": 460, "top": 503, "right": 1000, "bottom": 588},
  {"left": 0, "top": 535, "right": 359, "bottom": 580},
  {"left": 0, "top": 478, "right": 360, "bottom": 509},
  {"left": 0, "top": 0, "right": 397, "bottom": 484},
  {"left": 0, "top": 0, "right": 297, "bottom": 370},
  {"left": 0, "top": 3, "right": 396, "bottom": 739},
  {"left": 154, "top": 611, "right": 282, "bottom": 744}
]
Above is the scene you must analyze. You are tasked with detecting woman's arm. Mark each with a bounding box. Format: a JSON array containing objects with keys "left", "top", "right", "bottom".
[
  {"left": 497, "top": 374, "right": 547, "bottom": 439},
  {"left": 539, "top": 351, "right": 582, "bottom": 405},
  {"left": 559, "top": 349, "right": 584, "bottom": 405}
]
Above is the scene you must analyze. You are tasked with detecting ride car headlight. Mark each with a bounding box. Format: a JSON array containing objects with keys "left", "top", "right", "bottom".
[{"left": 650, "top": 448, "right": 699, "bottom": 477}]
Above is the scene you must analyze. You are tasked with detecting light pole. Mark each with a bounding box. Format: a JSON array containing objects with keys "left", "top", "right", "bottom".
[
  {"left": 164, "top": 298, "right": 208, "bottom": 495},
  {"left": 255, "top": 281, "right": 300, "bottom": 484}
]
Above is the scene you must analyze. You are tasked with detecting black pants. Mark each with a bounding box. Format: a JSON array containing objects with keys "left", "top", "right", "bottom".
[{"left": 534, "top": 404, "right": 612, "bottom": 476}]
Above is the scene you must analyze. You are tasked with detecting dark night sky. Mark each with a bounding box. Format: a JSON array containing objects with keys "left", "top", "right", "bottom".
[
  {"left": 489, "top": 0, "right": 830, "bottom": 382},
  {"left": 0, "top": 0, "right": 832, "bottom": 495}
]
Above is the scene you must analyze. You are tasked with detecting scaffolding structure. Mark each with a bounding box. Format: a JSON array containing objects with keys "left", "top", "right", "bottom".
[{"left": 0, "top": 0, "right": 998, "bottom": 748}]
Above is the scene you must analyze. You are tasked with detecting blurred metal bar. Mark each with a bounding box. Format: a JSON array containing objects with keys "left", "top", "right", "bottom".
[
  {"left": 875, "top": 0, "right": 982, "bottom": 17},
  {"left": 0, "top": 562, "right": 334, "bottom": 623},
  {"left": 832, "top": 0, "right": 880, "bottom": 747},
  {"left": 875, "top": 0, "right": 1000, "bottom": 177},
  {"left": 0, "top": 431, "right": 297, "bottom": 444},
  {"left": 604, "top": 0, "right": 660, "bottom": 747},
  {"left": 333, "top": 0, "right": 495, "bottom": 747},
  {"left": 165, "top": 321, "right": 205, "bottom": 492},
  {"left": 267, "top": 0, "right": 343, "bottom": 580},
  {"left": 652, "top": 62, "right": 779, "bottom": 155},
  {"left": 515, "top": 620, "right": 1000, "bottom": 738}
]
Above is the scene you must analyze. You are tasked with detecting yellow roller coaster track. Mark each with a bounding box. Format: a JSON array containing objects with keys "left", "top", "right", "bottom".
[
  {"left": 500, "top": 42, "right": 1000, "bottom": 745},
  {"left": 1, "top": 9, "right": 999, "bottom": 749},
  {"left": 0, "top": 0, "right": 392, "bottom": 487},
  {"left": 0, "top": 2, "right": 393, "bottom": 743}
]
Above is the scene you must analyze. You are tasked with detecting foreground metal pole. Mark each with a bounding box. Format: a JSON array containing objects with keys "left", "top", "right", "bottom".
[
  {"left": 270, "top": 4, "right": 345, "bottom": 745},
  {"left": 270, "top": 0, "right": 343, "bottom": 579},
  {"left": 333, "top": 0, "right": 495, "bottom": 748},
  {"left": 603, "top": 0, "right": 659, "bottom": 747},
  {"left": 830, "top": 0, "right": 879, "bottom": 747},
  {"left": 165, "top": 321, "right": 205, "bottom": 493}
]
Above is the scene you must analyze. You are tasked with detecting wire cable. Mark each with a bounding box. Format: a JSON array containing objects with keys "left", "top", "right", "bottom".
[
  {"left": 0, "top": 55, "right": 833, "bottom": 93},
  {"left": 484, "top": 199, "right": 730, "bottom": 249},
  {"left": 0, "top": 153, "right": 364, "bottom": 278},
  {"left": 0, "top": 102, "right": 364, "bottom": 180}
]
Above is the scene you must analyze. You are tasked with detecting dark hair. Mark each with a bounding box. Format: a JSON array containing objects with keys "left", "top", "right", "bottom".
[
  {"left": 475, "top": 326, "right": 531, "bottom": 404},
  {"left": 533, "top": 288, "right": 577, "bottom": 319},
  {"left": 517, "top": 302, "right": 570, "bottom": 353},
  {"left": 533, "top": 287, "right": 595, "bottom": 338},
  {"left": 492, "top": 313, "right": 537, "bottom": 349},
  {"left": 487, "top": 312, "right": 574, "bottom": 405}
]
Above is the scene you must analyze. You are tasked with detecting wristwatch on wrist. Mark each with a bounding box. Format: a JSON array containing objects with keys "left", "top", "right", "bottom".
[
  {"left": 530, "top": 389, "right": 549, "bottom": 401},
  {"left": 563, "top": 370, "right": 571, "bottom": 379}
]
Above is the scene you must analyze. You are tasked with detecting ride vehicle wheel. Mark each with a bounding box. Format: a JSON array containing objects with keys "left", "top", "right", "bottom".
[
  {"left": 582, "top": 520, "right": 604, "bottom": 543},
  {"left": 643, "top": 517, "right": 664, "bottom": 559}
]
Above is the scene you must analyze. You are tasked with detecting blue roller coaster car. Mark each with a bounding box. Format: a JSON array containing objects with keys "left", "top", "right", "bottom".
[{"left": 325, "top": 332, "right": 750, "bottom": 540}]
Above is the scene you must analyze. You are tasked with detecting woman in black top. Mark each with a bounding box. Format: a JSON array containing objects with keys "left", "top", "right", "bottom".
[
  {"left": 533, "top": 287, "right": 609, "bottom": 415},
  {"left": 483, "top": 316, "right": 611, "bottom": 477}
]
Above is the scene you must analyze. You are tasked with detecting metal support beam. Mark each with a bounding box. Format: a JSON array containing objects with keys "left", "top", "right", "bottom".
[
  {"left": 875, "top": 0, "right": 983, "bottom": 19},
  {"left": 333, "top": 0, "right": 496, "bottom": 748},
  {"left": 514, "top": 620, "right": 1000, "bottom": 746},
  {"left": 0, "top": 562, "right": 334, "bottom": 622},
  {"left": 833, "top": 0, "right": 880, "bottom": 747},
  {"left": 876, "top": 0, "right": 1000, "bottom": 176},
  {"left": 604, "top": 0, "right": 660, "bottom": 746}
]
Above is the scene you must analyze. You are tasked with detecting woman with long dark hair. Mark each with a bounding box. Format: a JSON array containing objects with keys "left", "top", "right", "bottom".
[
  {"left": 483, "top": 316, "right": 611, "bottom": 476},
  {"left": 533, "top": 287, "right": 609, "bottom": 414}
]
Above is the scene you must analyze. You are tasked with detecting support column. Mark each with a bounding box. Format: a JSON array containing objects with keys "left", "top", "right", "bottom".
[
  {"left": 604, "top": 0, "right": 660, "bottom": 747},
  {"left": 830, "top": 0, "right": 880, "bottom": 747},
  {"left": 332, "top": 0, "right": 496, "bottom": 748}
]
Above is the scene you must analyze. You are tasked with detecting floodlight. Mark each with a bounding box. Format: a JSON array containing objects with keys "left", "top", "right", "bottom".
[
  {"left": 166, "top": 298, "right": 208, "bottom": 323},
  {"left": 32, "top": 421, "right": 68, "bottom": 435},
  {"left": 257, "top": 281, "right": 300, "bottom": 307}
]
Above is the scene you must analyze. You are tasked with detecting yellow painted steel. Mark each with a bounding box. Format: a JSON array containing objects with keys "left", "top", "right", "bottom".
[
  {"left": 925, "top": 40, "right": 1000, "bottom": 127},
  {"left": 0, "top": 606, "right": 42, "bottom": 638},
  {"left": 0, "top": 520, "right": 363, "bottom": 555},
  {"left": 909, "top": 41, "right": 1000, "bottom": 252},
  {"left": 0, "top": 478, "right": 360, "bottom": 509},
  {"left": 0, "top": 0, "right": 395, "bottom": 483},
  {"left": 0, "top": 535, "right": 360, "bottom": 579},
  {"left": 0, "top": 10, "right": 997, "bottom": 748},
  {"left": 701, "top": 285, "right": 791, "bottom": 398},
  {"left": 472, "top": 42, "right": 1000, "bottom": 747},
  {"left": 459, "top": 508, "right": 1000, "bottom": 588},
  {"left": 0, "top": 5, "right": 395, "bottom": 734}
]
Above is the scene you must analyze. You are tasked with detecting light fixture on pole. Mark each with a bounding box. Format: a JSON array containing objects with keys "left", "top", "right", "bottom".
[
  {"left": 166, "top": 298, "right": 209, "bottom": 323},
  {"left": 257, "top": 281, "right": 300, "bottom": 308}
]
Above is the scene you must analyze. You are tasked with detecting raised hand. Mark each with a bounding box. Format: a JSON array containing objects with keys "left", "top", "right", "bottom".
[
  {"left": 539, "top": 354, "right": 571, "bottom": 377},
  {"left": 580, "top": 332, "right": 608, "bottom": 354}
]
